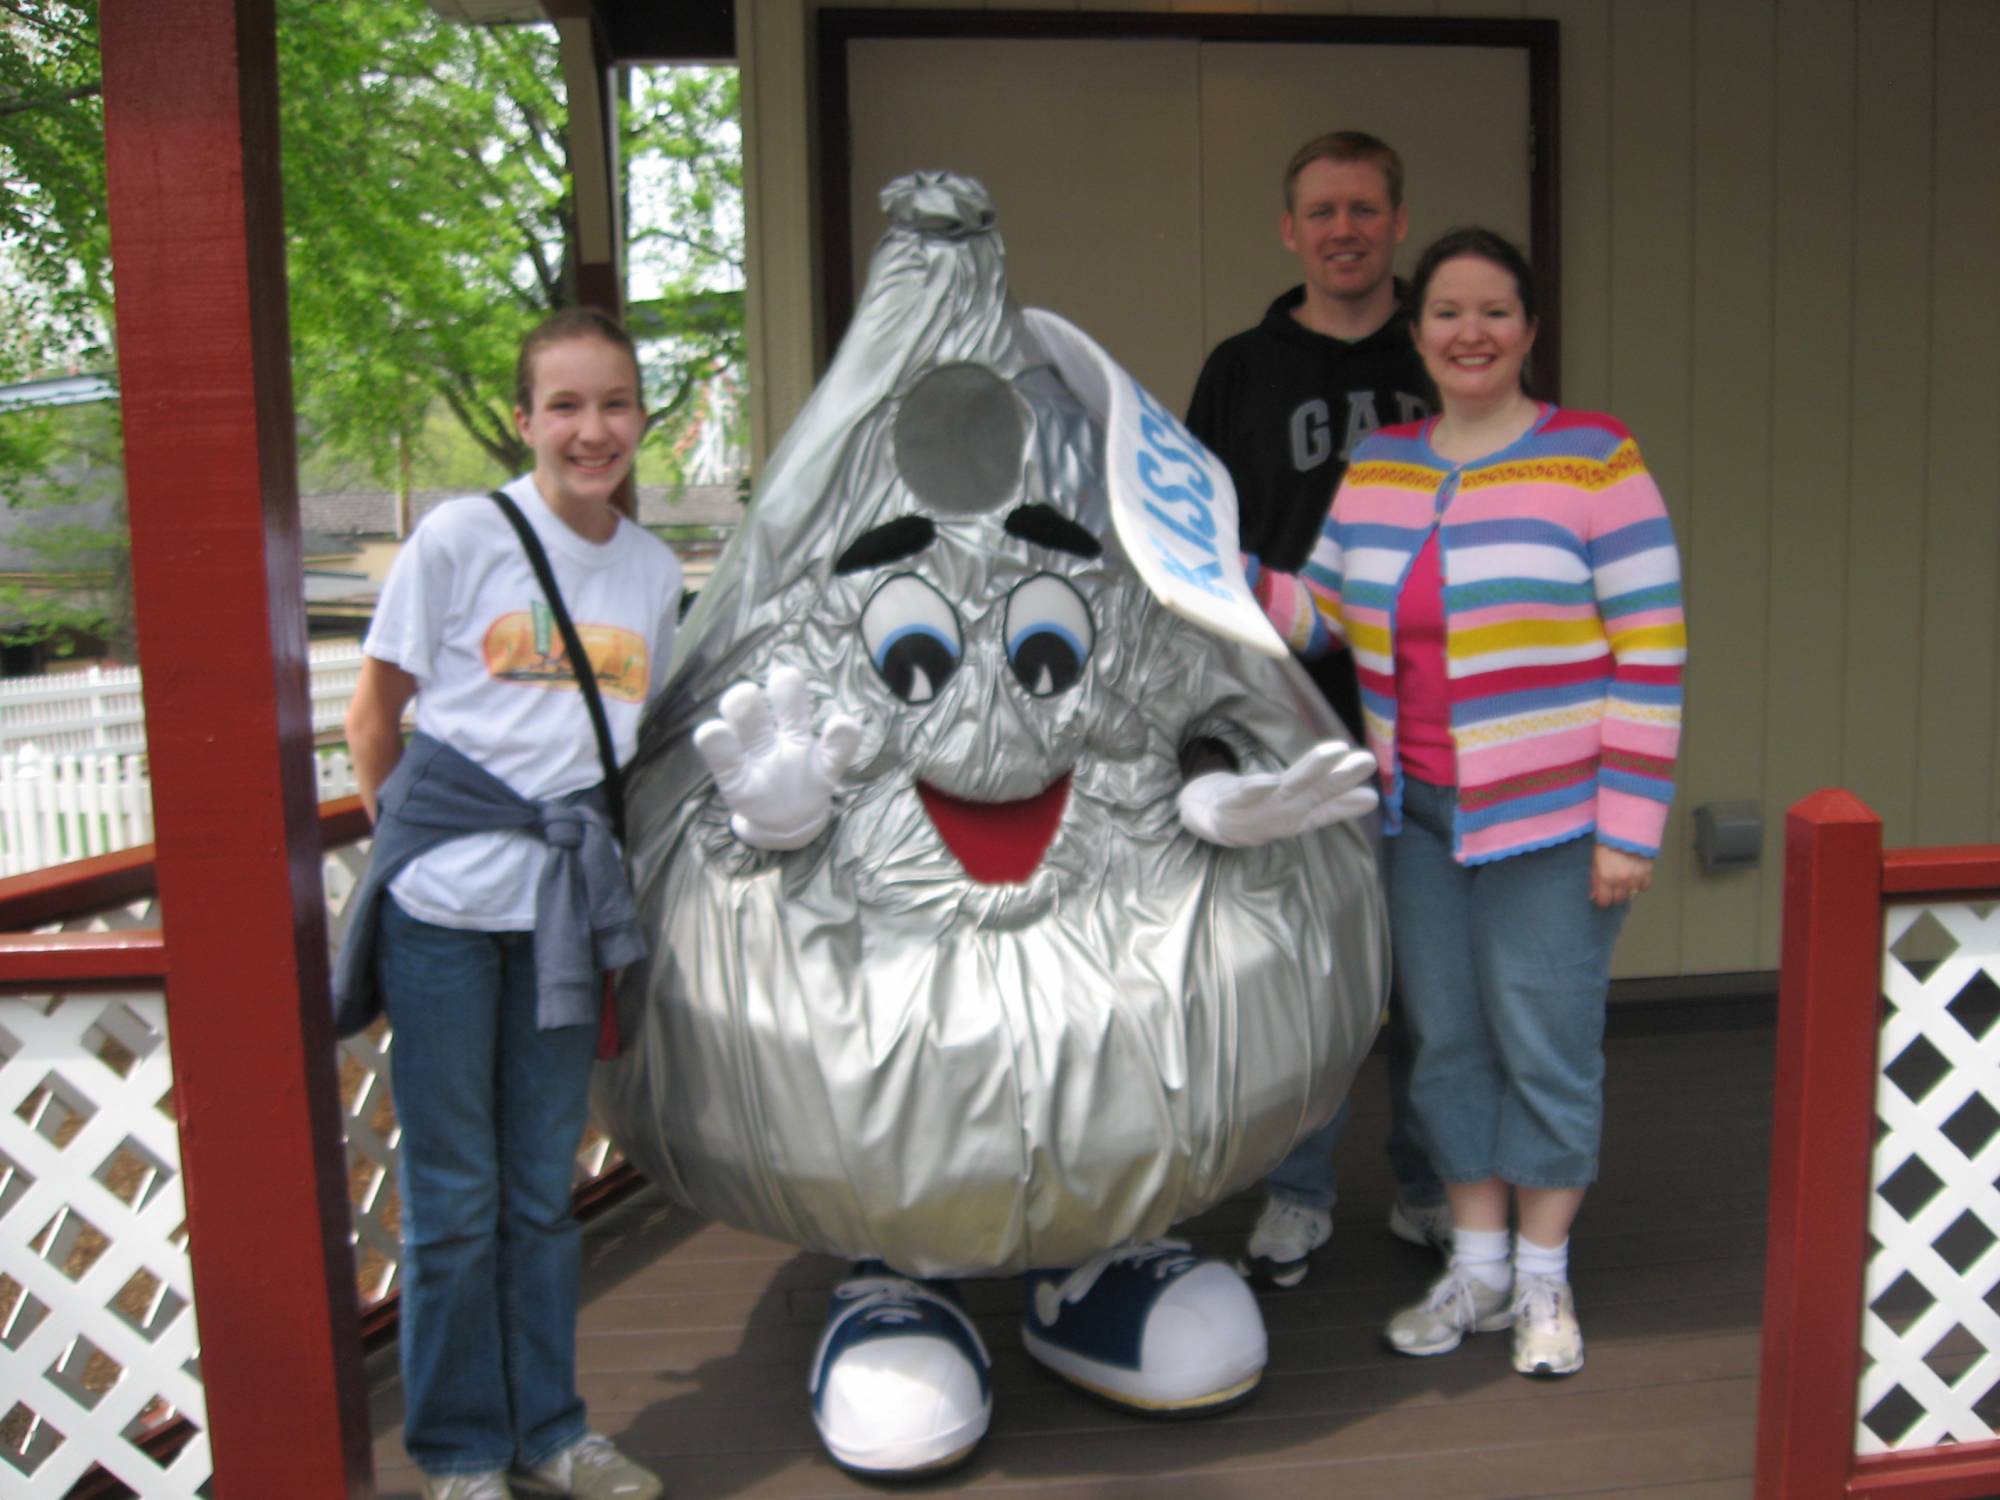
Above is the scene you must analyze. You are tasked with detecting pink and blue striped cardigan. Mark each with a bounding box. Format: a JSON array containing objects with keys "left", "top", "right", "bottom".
[{"left": 1246, "top": 406, "right": 1686, "bottom": 865}]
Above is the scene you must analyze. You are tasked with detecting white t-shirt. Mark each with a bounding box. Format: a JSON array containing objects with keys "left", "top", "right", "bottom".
[{"left": 364, "top": 474, "right": 683, "bottom": 929}]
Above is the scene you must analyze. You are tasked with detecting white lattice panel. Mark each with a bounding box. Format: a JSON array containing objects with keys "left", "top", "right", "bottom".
[
  {"left": 1859, "top": 900, "right": 2000, "bottom": 1454},
  {"left": 324, "top": 838, "right": 406, "bottom": 1307},
  {"left": 0, "top": 992, "right": 210, "bottom": 1498},
  {"left": 0, "top": 833, "right": 632, "bottom": 1495}
]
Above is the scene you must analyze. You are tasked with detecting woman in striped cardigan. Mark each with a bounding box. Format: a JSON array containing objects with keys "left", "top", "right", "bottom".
[{"left": 1248, "top": 227, "right": 1685, "bottom": 1379}]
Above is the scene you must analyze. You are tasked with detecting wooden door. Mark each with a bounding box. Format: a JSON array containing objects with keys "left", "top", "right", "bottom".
[{"left": 836, "top": 19, "right": 1548, "bottom": 412}]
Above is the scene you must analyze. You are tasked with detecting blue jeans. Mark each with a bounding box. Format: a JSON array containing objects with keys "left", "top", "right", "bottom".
[
  {"left": 1264, "top": 991, "right": 1443, "bottom": 1212},
  {"left": 377, "top": 898, "right": 596, "bottom": 1476},
  {"left": 1385, "top": 779, "right": 1627, "bottom": 1189}
]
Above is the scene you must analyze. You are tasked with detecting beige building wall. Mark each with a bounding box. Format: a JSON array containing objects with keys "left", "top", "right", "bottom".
[
  {"left": 839, "top": 36, "right": 1530, "bottom": 415},
  {"left": 735, "top": 0, "right": 2000, "bottom": 981}
]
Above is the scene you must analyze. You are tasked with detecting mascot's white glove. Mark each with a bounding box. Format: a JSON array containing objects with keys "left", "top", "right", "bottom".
[
  {"left": 1177, "top": 740, "right": 1380, "bottom": 849},
  {"left": 693, "top": 665, "right": 864, "bottom": 851}
]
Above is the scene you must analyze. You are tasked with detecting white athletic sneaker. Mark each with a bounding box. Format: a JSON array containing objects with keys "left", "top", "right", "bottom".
[
  {"left": 1383, "top": 1264, "right": 1514, "bottom": 1356},
  {"left": 423, "top": 1474, "right": 514, "bottom": 1500},
  {"left": 1387, "top": 1194, "right": 1454, "bottom": 1257},
  {"left": 516, "top": 1432, "right": 662, "bottom": 1499},
  {"left": 1236, "top": 1196, "right": 1333, "bottom": 1289},
  {"left": 1510, "top": 1273, "right": 1584, "bottom": 1378}
]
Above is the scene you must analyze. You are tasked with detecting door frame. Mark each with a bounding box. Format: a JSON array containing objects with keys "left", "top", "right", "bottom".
[{"left": 816, "top": 9, "right": 1562, "bottom": 398}]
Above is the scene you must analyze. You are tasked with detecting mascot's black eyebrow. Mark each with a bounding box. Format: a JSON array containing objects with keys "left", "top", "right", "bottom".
[
  {"left": 1003, "top": 505, "right": 1101, "bottom": 559},
  {"left": 834, "top": 516, "right": 936, "bottom": 574},
  {"left": 833, "top": 506, "right": 1101, "bottom": 574}
]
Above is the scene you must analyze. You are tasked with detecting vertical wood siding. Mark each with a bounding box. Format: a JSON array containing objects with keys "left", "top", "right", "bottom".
[
  {"left": 1919, "top": 0, "right": 2000, "bottom": 851},
  {"left": 1762, "top": 0, "right": 1856, "bottom": 967},
  {"left": 741, "top": 0, "right": 2000, "bottom": 978},
  {"left": 1683, "top": 0, "right": 1774, "bottom": 976},
  {"left": 1842, "top": 0, "right": 1932, "bottom": 863}
]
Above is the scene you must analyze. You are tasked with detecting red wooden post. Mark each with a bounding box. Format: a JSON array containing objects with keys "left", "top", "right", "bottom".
[
  {"left": 99, "top": 1, "right": 373, "bottom": 1495},
  {"left": 1850, "top": 1442, "right": 2000, "bottom": 1499},
  {"left": 1756, "top": 789, "right": 1885, "bottom": 1499}
]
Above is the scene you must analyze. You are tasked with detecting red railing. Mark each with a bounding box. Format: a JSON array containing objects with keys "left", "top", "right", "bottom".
[{"left": 1757, "top": 789, "right": 2000, "bottom": 1499}]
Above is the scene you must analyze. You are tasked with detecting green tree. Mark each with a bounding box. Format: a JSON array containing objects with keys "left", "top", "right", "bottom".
[
  {"left": 276, "top": 5, "right": 743, "bottom": 488},
  {"left": 0, "top": 1, "right": 123, "bottom": 653},
  {"left": 0, "top": 397, "right": 130, "bottom": 656},
  {"left": 624, "top": 65, "right": 744, "bottom": 485},
  {"left": 0, "top": 0, "right": 744, "bottom": 646},
  {"left": 0, "top": 1, "right": 109, "bottom": 374}
]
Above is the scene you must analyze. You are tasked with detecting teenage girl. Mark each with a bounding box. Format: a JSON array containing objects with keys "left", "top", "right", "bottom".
[{"left": 340, "top": 309, "right": 681, "bottom": 1500}]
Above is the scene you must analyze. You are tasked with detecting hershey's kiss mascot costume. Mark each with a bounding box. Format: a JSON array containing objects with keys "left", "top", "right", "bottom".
[{"left": 596, "top": 173, "right": 1388, "bottom": 1477}]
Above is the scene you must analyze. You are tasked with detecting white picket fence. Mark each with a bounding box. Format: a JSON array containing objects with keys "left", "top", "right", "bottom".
[
  {"left": 0, "top": 740, "right": 361, "bottom": 877},
  {"left": 0, "top": 641, "right": 366, "bottom": 756},
  {"left": 0, "top": 645, "right": 366, "bottom": 875}
]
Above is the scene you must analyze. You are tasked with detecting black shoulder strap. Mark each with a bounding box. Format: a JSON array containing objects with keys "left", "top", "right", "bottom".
[{"left": 488, "top": 489, "right": 625, "bottom": 840}]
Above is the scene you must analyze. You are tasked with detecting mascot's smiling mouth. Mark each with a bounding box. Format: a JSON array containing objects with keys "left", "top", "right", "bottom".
[{"left": 915, "top": 775, "right": 1072, "bottom": 884}]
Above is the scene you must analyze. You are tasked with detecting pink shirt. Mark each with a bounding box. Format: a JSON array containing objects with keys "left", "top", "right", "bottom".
[{"left": 1394, "top": 530, "right": 1456, "bottom": 786}]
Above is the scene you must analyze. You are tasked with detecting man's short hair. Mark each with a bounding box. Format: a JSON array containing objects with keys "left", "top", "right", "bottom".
[{"left": 1283, "top": 131, "right": 1405, "bottom": 211}]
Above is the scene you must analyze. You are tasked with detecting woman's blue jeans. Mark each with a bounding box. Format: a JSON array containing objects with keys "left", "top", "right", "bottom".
[
  {"left": 1385, "top": 778, "right": 1627, "bottom": 1189},
  {"left": 377, "top": 898, "right": 595, "bottom": 1476}
]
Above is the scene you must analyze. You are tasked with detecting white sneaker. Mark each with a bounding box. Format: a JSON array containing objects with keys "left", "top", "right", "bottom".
[
  {"left": 1383, "top": 1265, "right": 1514, "bottom": 1356},
  {"left": 1387, "top": 1194, "right": 1454, "bottom": 1257},
  {"left": 1236, "top": 1196, "right": 1332, "bottom": 1289},
  {"left": 1510, "top": 1273, "right": 1584, "bottom": 1378},
  {"left": 516, "top": 1432, "right": 662, "bottom": 1499},
  {"left": 810, "top": 1268, "right": 991, "bottom": 1476},
  {"left": 423, "top": 1475, "right": 514, "bottom": 1500},
  {"left": 1022, "top": 1241, "right": 1266, "bottom": 1411}
]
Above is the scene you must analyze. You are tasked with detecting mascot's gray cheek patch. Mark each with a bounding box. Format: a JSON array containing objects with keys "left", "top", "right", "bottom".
[{"left": 894, "top": 362, "right": 1026, "bottom": 514}]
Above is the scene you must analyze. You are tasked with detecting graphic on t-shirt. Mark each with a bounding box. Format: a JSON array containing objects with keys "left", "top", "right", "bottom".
[{"left": 482, "top": 602, "right": 649, "bottom": 702}]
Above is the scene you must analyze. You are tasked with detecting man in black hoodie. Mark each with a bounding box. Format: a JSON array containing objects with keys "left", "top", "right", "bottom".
[{"left": 1186, "top": 129, "right": 1446, "bottom": 1289}]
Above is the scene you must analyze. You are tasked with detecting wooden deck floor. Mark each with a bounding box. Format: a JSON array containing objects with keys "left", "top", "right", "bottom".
[{"left": 367, "top": 1002, "right": 1775, "bottom": 1499}]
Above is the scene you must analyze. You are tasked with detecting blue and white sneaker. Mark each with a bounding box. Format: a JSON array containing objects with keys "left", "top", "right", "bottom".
[
  {"left": 810, "top": 1264, "right": 992, "bottom": 1476},
  {"left": 1020, "top": 1241, "right": 1266, "bottom": 1413}
]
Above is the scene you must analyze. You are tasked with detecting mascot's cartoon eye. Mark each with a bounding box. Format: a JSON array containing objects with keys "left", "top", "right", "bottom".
[
  {"left": 1004, "top": 574, "right": 1094, "bottom": 697},
  {"left": 860, "top": 574, "right": 963, "bottom": 705}
]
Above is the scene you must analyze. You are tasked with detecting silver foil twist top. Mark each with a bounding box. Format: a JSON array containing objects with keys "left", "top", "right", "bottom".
[{"left": 881, "top": 170, "right": 997, "bottom": 238}]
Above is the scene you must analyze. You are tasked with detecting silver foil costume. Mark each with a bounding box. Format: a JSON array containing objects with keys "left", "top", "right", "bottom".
[{"left": 596, "top": 172, "right": 1388, "bottom": 1277}]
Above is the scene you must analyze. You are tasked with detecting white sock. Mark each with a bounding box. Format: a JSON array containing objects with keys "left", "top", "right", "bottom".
[
  {"left": 1451, "top": 1226, "right": 1513, "bottom": 1293},
  {"left": 1514, "top": 1234, "right": 1569, "bottom": 1283}
]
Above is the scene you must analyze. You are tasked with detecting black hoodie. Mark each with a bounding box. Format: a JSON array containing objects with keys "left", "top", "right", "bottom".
[
  {"left": 1187, "top": 283, "right": 1435, "bottom": 571},
  {"left": 1176, "top": 286, "right": 1432, "bottom": 736},
  {"left": 1185, "top": 285, "right": 1434, "bottom": 730}
]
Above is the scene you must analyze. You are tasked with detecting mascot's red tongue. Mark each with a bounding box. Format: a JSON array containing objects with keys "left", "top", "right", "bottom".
[{"left": 916, "top": 775, "right": 1071, "bottom": 884}]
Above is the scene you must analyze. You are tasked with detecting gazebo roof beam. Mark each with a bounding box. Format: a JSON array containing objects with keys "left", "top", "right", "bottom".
[
  {"left": 422, "top": 0, "right": 737, "bottom": 62},
  {"left": 541, "top": 2, "right": 622, "bottom": 311}
]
